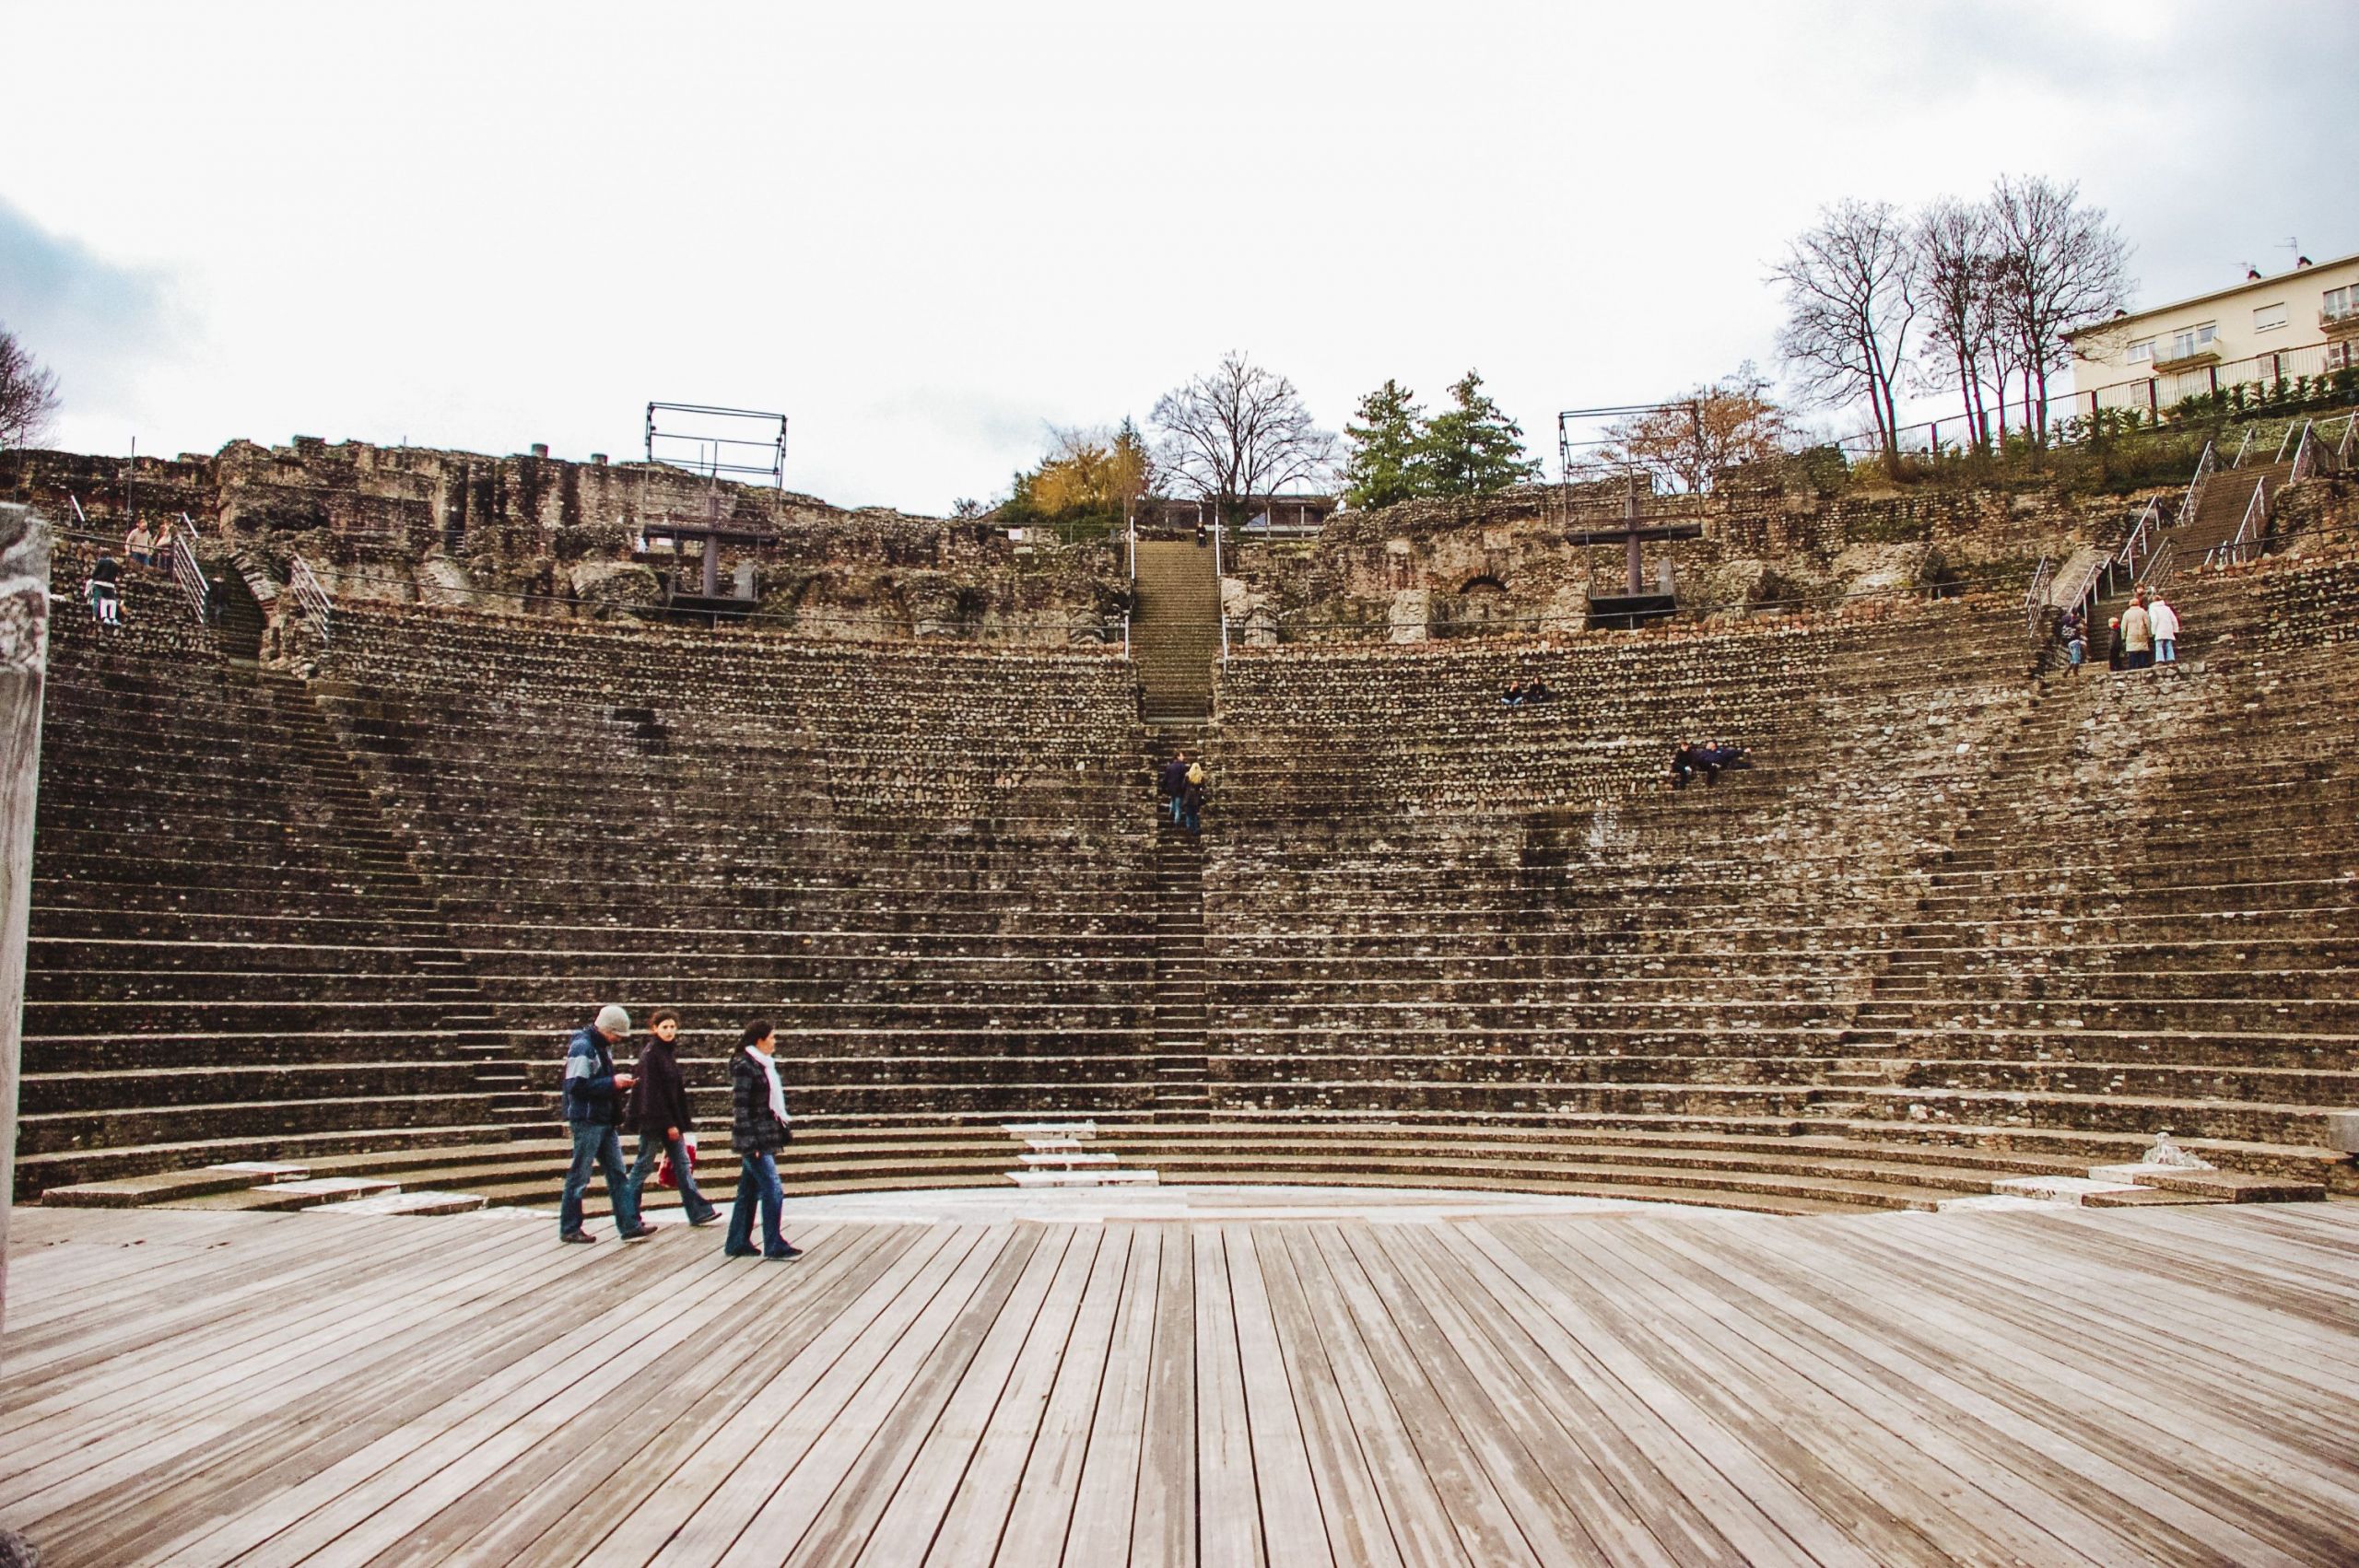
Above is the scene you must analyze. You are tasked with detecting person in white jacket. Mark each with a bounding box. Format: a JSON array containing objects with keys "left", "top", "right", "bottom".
[{"left": 2148, "top": 592, "right": 2181, "bottom": 664}]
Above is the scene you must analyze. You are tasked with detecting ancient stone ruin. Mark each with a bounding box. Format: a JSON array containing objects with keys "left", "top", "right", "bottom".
[{"left": 11, "top": 427, "right": 2358, "bottom": 1217}]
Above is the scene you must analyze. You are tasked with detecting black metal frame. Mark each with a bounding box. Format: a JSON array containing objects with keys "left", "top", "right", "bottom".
[{"left": 643, "top": 403, "right": 789, "bottom": 488}]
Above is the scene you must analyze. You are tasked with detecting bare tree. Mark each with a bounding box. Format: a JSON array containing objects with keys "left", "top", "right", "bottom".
[
  {"left": 1150, "top": 352, "right": 1336, "bottom": 525},
  {"left": 1590, "top": 365, "right": 1792, "bottom": 492},
  {"left": 1773, "top": 200, "right": 1919, "bottom": 463},
  {"left": 1987, "top": 175, "right": 2131, "bottom": 439},
  {"left": 0, "top": 325, "right": 61, "bottom": 451},
  {"left": 1914, "top": 198, "right": 2002, "bottom": 448}
]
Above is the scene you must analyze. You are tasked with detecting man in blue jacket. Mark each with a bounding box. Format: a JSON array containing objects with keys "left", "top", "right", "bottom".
[{"left": 560, "top": 1004, "right": 650, "bottom": 1244}]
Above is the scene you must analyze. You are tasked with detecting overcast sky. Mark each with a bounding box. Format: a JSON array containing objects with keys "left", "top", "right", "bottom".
[{"left": 5, "top": 0, "right": 2354, "bottom": 513}]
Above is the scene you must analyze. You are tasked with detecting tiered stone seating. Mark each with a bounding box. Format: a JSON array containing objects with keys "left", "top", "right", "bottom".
[
  {"left": 301, "top": 603, "right": 1159, "bottom": 1147},
  {"left": 20, "top": 546, "right": 506, "bottom": 1195},
  {"left": 1826, "top": 564, "right": 2359, "bottom": 1175},
  {"left": 1194, "top": 586, "right": 2351, "bottom": 1205}
]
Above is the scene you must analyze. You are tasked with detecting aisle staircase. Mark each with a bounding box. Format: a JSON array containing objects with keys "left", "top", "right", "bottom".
[{"left": 1132, "top": 538, "right": 1220, "bottom": 722}]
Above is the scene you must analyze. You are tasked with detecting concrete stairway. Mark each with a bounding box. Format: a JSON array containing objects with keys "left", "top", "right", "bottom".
[
  {"left": 1133, "top": 538, "right": 1220, "bottom": 722},
  {"left": 2181, "top": 459, "right": 2294, "bottom": 559}
]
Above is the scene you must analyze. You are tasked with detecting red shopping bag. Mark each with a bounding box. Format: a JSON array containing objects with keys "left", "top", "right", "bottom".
[{"left": 656, "top": 1134, "right": 698, "bottom": 1190}]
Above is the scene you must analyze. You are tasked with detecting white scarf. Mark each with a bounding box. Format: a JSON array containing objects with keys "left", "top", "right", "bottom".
[{"left": 753, "top": 1047, "right": 788, "bottom": 1126}]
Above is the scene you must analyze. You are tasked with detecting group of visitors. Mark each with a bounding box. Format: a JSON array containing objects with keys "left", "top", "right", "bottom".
[
  {"left": 1159, "top": 750, "right": 1208, "bottom": 836},
  {"left": 559, "top": 1005, "right": 803, "bottom": 1260},
  {"left": 1669, "top": 739, "right": 1753, "bottom": 790},
  {"left": 2060, "top": 589, "right": 2181, "bottom": 674},
  {"left": 1499, "top": 679, "right": 1556, "bottom": 708}
]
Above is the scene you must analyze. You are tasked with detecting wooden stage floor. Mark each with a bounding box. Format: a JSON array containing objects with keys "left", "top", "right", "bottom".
[{"left": 4, "top": 1197, "right": 2355, "bottom": 1566}]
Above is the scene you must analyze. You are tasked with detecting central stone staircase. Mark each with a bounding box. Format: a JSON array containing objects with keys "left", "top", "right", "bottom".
[
  {"left": 2181, "top": 458, "right": 2294, "bottom": 560},
  {"left": 1132, "top": 537, "right": 1220, "bottom": 722}
]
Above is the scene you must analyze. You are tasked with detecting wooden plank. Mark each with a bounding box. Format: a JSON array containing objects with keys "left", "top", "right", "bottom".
[
  {"left": 564, "top": 1225, "right": 969, "bottom": 1566},
  {"left": 1251, "top": 1221, "right": 1404, "bottom": 1568},
  {"left": 1191, "top": 1228, "right": 1265, "bottom": 1568},
  {"left": 1305, "top": 1224, "right": 1545, "bottom": 1567},
  {"left": 1610, "top": 1217, "right": 2211, "bottom": 1568},
  {"left": 1354, "top": 1223, "right": 1683, "bottom": 1568},
  {"left": 1059, "top": 1222, "right": 1162, "bottom": 1564},
  {"left": 1218, "top": 1226, "right": 1332, "bottom": 1568},
  {"left": 1424, "top": 1223, "right": 1829, "bottom": 1568},
  {"left": 1277, "top": 1225, "right": 1472, "bottom": 1568},
  {"left": 1131, "top": 1227, "right": 1199, "bottom": 1568},
  {"left": 1755, "top": 1217, "right": 2359, "bottom": 1533},
  {"left": 1579, "top": 1220, "right": 2133, "bottom": 1568},
  {"left": 1502, "top": 1217, "right": 1963, "bottom": 1567},
  {"left": 368, "top": 1225, "right": 912, "bottom": 1566},
  {"left": 167, "top": 1240, "right": 793, "bottom": 1568},
  {"left": 621, "top": 1226, "right": 999, "bottom": 1568},
  {"left": 980, "top": 1227, "right": 1133, "bottom": 1568},
  {"left": 848, "top": 1228, "right": 1093, "bottom": 1568},
  {"left": 1679, "top": 1217, "right": 2324, "bottom": 1568},
  {"left": 1383, "top": 1224, "right": 1730, "bottom": 1568},
  {"left": 721, "top": 1226, "right": 1049, "bottom": 1568},
  {"left": 0, "top": 1218, "right": 594, "bottom": 1528}
]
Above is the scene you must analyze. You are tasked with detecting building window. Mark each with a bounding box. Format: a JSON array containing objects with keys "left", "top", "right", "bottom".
[
  {"left": 2328, "top": 286, "right": 2356, "bottom": 322},
  {"left": 2127, "top": 338, "right": 2154, "bottom": 363},
  {"left": 2166, "top": 322, "right": 2217, "bottom": 359},
  {"left": 2254, "top": 302, "right": 2288, "bottom": 333}
]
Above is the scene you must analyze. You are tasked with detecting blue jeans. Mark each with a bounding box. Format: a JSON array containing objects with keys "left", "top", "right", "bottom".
[
  {"left": 561, "top": 1122, "right": 641, "bottom": 1238},
  {"left": 2155, "top": 638, "right": 2176, "bottom": 662},
  {"left": 726, "top": 1152, "right": 790, "bottom": 1256},
  {"left": 1168, "top": 794, "right": 1183, "bottom": 825},
  {"left": 626, "top": 1132, "right": 717, "bottom": 1225}
]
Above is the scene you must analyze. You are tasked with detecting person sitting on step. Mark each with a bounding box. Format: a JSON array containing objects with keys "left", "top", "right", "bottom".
[
  {"left": 1524, "top": 678, "right": 1555, "bottom": 704},
  {"left": 1500, "top": 681, "right": 1526, "bottom": 708}
]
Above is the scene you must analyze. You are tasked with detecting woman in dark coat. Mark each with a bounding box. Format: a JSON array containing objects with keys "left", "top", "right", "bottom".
[
  {"left": 622, "top": 1008, "right": 717, "bottom": 1227},
  {"left": 724, "top": 1019, "right": 801, "bottom": 1259}
]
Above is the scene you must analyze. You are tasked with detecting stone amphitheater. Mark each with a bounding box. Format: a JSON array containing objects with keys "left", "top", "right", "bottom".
[{"left": 3, "top": 430, "right": 2358, "bottom": 1564}]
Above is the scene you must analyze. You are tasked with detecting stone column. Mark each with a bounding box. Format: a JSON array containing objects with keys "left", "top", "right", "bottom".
[
  {"left": 0, "top": 504, "right": 51, "bottom": 1338},
  {"left": 0, "top": 504, "right": 47, "bottom": 1567}
]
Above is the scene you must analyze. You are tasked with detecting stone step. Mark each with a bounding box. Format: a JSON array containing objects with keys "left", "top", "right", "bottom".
[
  {"left": 207, "top": 1176, "right": 405, "bottom": 1211},
  {"left": 39, "top": 1160, "right": 313, "bottom": 1208},
  {"left": 329, "top": 1189, "right": 491, "bottom": 1216},
  {"left": 1006, "top": 1169, "right": 1161, "bottom": 1188}
]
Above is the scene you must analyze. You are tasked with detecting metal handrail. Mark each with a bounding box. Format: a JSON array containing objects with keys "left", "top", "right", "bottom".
[
  {"left": 288, "top": 553, "right": 335, "bottom": 645},
  {"left": 2207, "top": 479, "right": 2269, "bottom": 568},
  {"left": 2232, "top": 426, "right": 2255, "bottom": 468},
  {"left": 2289, "top": 420, "right": 2323, "bottom": 485},
  {"left": 2142, "top": 537, "right": 2177, "bottom": 593},
  {"left": 2340, "top": 413, "right": 2358, "bottom": 469},
  {"left": 168, "top": 531, "right": 209, "bottom": 624},
  {"left": 2272, "top": 419, "right": 2304, "bottom": 465},
  {"left": 2024, "top": 556, "right": 2053, "bottom": 641},
  {"left": 2180, "top": 440, "right": 2215, "bottom": 524}
]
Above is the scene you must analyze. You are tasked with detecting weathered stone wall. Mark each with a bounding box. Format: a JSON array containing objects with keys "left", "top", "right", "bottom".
[
  {"left": 0, "top": 439, "right": 1128, "bottom": 643},
  {"left": 1226, "top": 465, "right": 2170, "bottom": 640}
]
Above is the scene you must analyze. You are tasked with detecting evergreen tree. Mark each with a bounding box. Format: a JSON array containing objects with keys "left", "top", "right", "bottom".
[
  {"left": 1417, "top": 370, "right": 1540, "bottom": 497},
  {"left": 1340, "top": 379, "right": 1426, "bottom": 510}
]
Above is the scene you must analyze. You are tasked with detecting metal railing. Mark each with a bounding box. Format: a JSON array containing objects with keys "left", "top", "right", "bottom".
[
  {"left": 2340, "top": 412, "right": 2358, "bottom": 468},
  {"left": 288, "top": 553, "right": 335, "bottom": 645},
  {"left": 2207, "top": 479, "right": 2270, "bottom": 568},
  {"left": 2231, "top": 425, "right": 2257, "bottom": 469},
  {"left": 168, "top": 530, "right": 209, "bottom": 624},
  {"left": 2024, "top": 556, "right": 2053, "bottom": 641},
  {"left": 1832, "top": 338, "right": 2358, "bottom": 458},
  {"left": 2141, "top": 537, "right": 2177, "bottom": 594},
  {"left": 2181, "top": 440, "right": 2216, "bottom": 526},
  {"left": 2289, "top": 420, "right": 2324, "bottom": 485}
]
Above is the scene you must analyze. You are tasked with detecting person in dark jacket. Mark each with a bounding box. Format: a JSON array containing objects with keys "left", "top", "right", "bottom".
[
  {"left": 559, "top": 1004, "right": 647, "bottom": 1244},
  {"left": 621, "top": 1008, "right": 718, "bottom": 1227},
  {"left": 725, "top": 1019, "right": 802, "bottom": 1260},
  {"left": 1159, "top": 751, "right": 1190, "bottom": 825}
]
